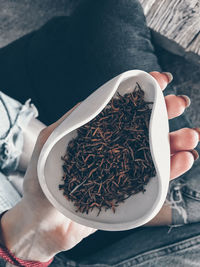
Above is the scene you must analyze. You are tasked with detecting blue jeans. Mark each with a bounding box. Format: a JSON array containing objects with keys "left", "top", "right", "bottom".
[
  {"left": 0, "top": 92, "right": 37, "bottom": 213},
  {"left": 0, "top": 0, "right": 200, "bottom": 266}
]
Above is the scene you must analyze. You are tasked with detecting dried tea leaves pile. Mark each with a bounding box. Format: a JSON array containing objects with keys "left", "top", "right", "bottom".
[{"left": 59, "top": 83, "right": 156, "bottom": 215}]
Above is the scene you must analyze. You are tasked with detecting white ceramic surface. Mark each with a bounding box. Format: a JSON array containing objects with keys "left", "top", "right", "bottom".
[{"left": 37, "top": 70, "right": 170, "bottom": 231}]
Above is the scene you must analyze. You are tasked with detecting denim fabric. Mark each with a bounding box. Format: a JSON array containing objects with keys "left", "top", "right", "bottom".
[
  {"left": 0, "top": 172, "right": 21, "bottom": 214},
  {"left": 0, "top": 91, "right": 38, "bottom": 215},
  {"left": 51, "top": 223, "right": 200, "bottom": 267},
  {"left": 0, "top": 0, "right": 200, "bottom": 266},
  {"left": 0, "top": 258, "right": 6, "bottom": 267},
  {"left": 0, "top": 91, "right": 38, "bottom": 173},
  {"left": 166, "top": 156, "right": 200, "bottom": 226}
]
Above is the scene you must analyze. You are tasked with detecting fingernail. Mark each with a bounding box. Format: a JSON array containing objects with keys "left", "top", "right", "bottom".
[
  {"left": 177, "top": 95, "right": 191, "bottom": 108},
  {"left": 190, "top": 149, "right": 199, "bottom": 161},
  {"left": 193, "top": 128, "right": 200, "bottom": 140},
  {"left": 162, "top": 72, "right": 173, "bottom": 83}
]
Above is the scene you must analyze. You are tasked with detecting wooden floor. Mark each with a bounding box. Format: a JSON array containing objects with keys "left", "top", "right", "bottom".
[{"left": 139, "top": 0, "right": 200, "bottom": 64}]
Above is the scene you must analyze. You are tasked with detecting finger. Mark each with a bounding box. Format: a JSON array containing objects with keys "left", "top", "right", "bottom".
[
  {"left": 170, "top": 151, "right": 195, "bottom": 179},
  {"left": 149, "top": 71, "right": 172, "bottom": 91},
  {"left": 170, "top": 128, "right": 200, "bottom": 154},
  {"left": 165, "top": 94, "right": 190, "bottom": 119}
]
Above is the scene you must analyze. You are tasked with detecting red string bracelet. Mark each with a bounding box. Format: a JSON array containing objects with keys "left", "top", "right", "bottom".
[{"left": 0, "top": 210, "right": 54, "bottom": 267}]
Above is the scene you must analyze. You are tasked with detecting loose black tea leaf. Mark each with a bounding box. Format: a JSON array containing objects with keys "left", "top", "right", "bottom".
[{"left": 59, "top": 83, "right": 156, "bottom": 215}]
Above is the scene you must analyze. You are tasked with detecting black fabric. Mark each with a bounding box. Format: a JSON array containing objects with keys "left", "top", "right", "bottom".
[{"left": 0, "top": 0, "right": 161, "bottom": 125}]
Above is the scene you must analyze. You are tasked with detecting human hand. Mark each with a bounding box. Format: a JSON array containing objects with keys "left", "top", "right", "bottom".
[
  {"left": 1, "top": 103, "right": 96, "bottom": 263},
  {"left": 150, "top": 71, "right": 199, "bottom": 179},
  {"left": 146, "top": 71, "right": 199, "bottom": 226},
  {"left": 1, "top": 71, "right": 199, "bottom": 262}
]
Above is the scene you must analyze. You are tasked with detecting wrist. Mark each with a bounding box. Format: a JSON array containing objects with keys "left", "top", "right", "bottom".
[{"left": 1, "top": 199, "right": 57, "bottom": 262}]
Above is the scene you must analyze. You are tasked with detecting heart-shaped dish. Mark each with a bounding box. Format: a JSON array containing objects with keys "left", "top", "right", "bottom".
[{"left": 37, "top": 70, "right": 170, "bottom": 231}]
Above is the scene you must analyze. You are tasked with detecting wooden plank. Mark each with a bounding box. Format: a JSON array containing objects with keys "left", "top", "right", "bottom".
[{"left": 139, "top": 0, "right": 200, "bottom": 64}]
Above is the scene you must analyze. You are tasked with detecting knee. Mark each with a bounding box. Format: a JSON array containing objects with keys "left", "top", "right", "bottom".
[{"left": 73, "top": 0, "right": 146, "bottom": 27}]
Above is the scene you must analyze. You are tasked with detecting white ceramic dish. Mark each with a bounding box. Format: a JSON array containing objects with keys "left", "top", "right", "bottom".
[{"left": 37, "top": 70, "right": 170, "bottom": 231}]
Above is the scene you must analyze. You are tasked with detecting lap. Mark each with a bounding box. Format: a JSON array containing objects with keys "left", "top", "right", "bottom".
[
  {"left": 0, "top": 0, "right": 162, "bottom": 125},
  {"left": 52, "top": 223, "right": 200, "bottom": 266}
]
